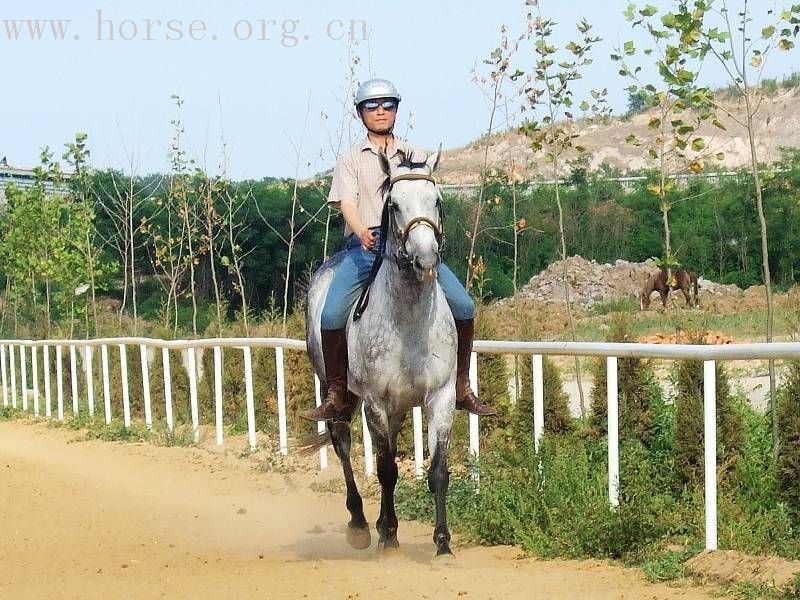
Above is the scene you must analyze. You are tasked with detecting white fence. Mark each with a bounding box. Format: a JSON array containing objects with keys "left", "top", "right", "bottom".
[{"left": 2, "top": 336, "right": 800, "bottom": 551}]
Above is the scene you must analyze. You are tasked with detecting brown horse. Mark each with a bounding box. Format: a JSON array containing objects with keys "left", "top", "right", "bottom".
[{"left": 640, "top": 269, "right": 699, "bottom": 309}]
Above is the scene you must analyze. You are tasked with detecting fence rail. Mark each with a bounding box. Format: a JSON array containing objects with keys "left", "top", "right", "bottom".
[{"left": 2, "top": 335, "right": 799, "bottom": 552}]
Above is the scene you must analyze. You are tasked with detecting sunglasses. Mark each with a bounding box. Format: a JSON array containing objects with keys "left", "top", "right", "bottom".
[{"left": 362, "top": 99, "right": 398, "bottom": 112}]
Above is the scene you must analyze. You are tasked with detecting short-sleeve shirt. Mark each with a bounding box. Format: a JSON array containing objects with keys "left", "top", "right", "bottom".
[{"left": 327, "top": 136, "right": 424, "bottom": 237}]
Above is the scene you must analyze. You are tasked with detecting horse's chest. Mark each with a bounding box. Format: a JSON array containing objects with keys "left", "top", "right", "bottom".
[{"left": 354, "top": 324, "right": 455, "bottom": 400}]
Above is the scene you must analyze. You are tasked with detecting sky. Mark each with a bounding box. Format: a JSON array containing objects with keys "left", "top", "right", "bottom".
[{"left": 2, "top": 0, "right": 797, "bottom": 180}]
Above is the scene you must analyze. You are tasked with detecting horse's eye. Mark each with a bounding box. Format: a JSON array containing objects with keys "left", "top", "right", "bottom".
[{"left": 388, "top": 200, "right": 399, "bottom": 211}]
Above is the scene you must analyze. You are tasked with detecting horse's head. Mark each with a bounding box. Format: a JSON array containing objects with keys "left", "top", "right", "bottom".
[{"left": 379, "top": 146, "right": 444, "bottom": 283}]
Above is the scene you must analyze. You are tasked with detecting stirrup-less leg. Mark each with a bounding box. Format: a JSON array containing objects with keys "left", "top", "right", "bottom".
[
  {"left": 300, "top": 328, "right": 357, "bottom": 422},
  {"left": 454, "top": 318, "right": 497, "bottom": 417}
]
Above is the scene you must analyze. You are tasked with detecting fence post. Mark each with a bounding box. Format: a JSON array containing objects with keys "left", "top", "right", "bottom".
[
  {"left": 213, "top": 346, "right": 223, "bottom": 446},
  {"left": 9, "top": 345, "right": 16, "bottom": 409},
  {"left": 704, "top": 360, "right": 718, "bottom": 551},
  {"left": 243, "top": 346, "right": 256, "bottom": 452},
  {"left": 1, "top": 344, "right": 8, "bottom": 408},
  {"left": 313, "top": 375, "right": 328, "bottom": 470},
  {"left": 85, "top": 345, "right": 94, "bottom": 417},
  {"left": 43, "top": 345, "right": 51, "bottom": 418},
  {"left": 8, "top": 344, "right": 17, "bottom": 409},
  {"left": 362, "top": 401, "right": 374, "bottom": 477},
  {"left": 468, "top": 352, "right": 480, "bottom": 459},
  {"left": 607, "top": 356, "right": 620, "bottom": 508},
  {"left": 162, "top": 348, "right": 173, "bottom": 432},
  {"left": 20, "top": 345, "right": 27, "bottom": 412},
  {"left": 275, "top": 347, "right": 288, "bottom": 456},
  {"left": 139, "top": 345, "right": 151, "bottom": 429},
  {"left": 187, "top": 347, "right": 199, "bottom": 442},
  {"left": 69, "top": 345, "right": 78, "bottom": 415},
  {"left": 533, "top": 354, "right": 544, "bottom": 452},
  {"left": 101, "top": 345, "right": 111, "bottom": 424},
  {"left": 31, "top": 346, "right": 39, "bottom": 417},
  {"left": 55, "top": 345, "right": 63, "bottom": 420},
  {"left": 413, "top": 405, "right": 424, "bottom": 479},
  {"left": 119, "top": 344, "right": 131, "bottom": 428}
]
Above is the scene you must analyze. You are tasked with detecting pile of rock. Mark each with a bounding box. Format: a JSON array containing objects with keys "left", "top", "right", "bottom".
[
  {"left": 513, "top": 256, "right": 656, "bottom": 309},
  {"left": 512, "top": 256, "right": 741, "bottom": 309}
]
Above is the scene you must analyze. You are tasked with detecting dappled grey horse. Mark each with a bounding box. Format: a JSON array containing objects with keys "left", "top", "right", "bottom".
[{"left": 305, "top": 148, "right": 457, "bottom": 557}]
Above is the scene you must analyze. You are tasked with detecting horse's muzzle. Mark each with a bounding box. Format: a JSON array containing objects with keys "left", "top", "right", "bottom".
[{"left": 412, "top": 255, "right": 439, "bottom": 283}]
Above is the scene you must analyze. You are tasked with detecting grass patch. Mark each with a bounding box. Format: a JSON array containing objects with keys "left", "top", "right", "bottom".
[
  {"left": 724, "top": 581, "right": 800, "bottom": 600},
  {"left": 639, "top": 545, "right": 700, "bottom": 582},
  {"left": 590, "top": 297, "right": 639, "bottom": 316}
]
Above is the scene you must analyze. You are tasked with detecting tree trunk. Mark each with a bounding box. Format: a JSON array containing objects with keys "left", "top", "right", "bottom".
[
  {"left": 553, "top": 156, "right": 586, "bottom": 420},
  {"left": 206, "top": 188, "right": 223, "bottom": 334},
  {"left": 129, "top": 186, "right": 139, "bottom": 335},
  {"left": 743, "top": 90, "right": 777, "bottom": 455}
]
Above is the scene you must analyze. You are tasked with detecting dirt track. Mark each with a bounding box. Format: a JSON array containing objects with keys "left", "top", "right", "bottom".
[{"left": 0, "top": 421, "right": 715, "bottom": 600}]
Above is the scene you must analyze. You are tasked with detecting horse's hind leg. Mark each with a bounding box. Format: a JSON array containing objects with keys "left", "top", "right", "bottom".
[{"left": 328, "top": 419, "right": 371, "bottom": 549}]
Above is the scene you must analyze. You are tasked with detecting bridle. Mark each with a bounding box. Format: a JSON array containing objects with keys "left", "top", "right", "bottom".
[
  {"left": 352, "top": 170, "right": 445, "bottom": 322},
  {"left": 385, "top": 172, "right": 446, "bottom": 269}
]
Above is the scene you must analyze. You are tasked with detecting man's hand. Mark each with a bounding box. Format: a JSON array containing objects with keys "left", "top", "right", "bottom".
[{"left": 358, "top": 228, "right": 377, "bottom": 250}]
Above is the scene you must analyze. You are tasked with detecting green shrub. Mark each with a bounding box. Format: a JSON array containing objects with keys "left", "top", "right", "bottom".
[
  {"left": 673, "top": 355, "right": 744, "bottom": 487},
  {"left": 589, "top": 316, "right": 663, "bottom": 446},
  {"left": 511, "top": 355, "right": 574, "bottom": 446},
  {"left": 778, "top": 360, "right": 800, "bottom": 507}
]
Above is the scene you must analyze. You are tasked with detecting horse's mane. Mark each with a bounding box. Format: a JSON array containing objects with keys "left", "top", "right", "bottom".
[{"left": 378, "top": 149, "right": 432, "bottom": 197}]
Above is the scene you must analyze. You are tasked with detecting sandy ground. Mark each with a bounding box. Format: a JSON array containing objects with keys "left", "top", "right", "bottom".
[{"left": 0, "top": 420, "right": 716, "bottom": 600}]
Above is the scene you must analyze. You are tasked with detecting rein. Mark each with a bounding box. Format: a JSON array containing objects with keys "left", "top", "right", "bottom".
[{"left": 352, "top": 172, "right": 444, "bottom": 322}]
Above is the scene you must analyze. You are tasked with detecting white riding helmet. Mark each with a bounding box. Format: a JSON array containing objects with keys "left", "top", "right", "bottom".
[{"left": 354, "top": 78, "right": 401, "bottom": 107}]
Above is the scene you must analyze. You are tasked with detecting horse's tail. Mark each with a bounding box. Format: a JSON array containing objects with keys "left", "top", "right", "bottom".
[
  {"left": 295, "top": 430, "right": 332, "bottom": 455},
  {"left": 692, "top": 272, "right": 700, "bottom": 306}
]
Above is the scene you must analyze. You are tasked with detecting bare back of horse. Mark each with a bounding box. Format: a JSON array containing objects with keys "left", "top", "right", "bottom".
[
  {"left": 305, "top": 148, "right": 457, "bottom": 557},
  {"left": 640, "top": 268, "right": 699, "bottom": 309}
]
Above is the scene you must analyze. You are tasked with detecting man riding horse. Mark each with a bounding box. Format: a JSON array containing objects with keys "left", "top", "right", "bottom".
[{"left": 301, "top": 78, "right": 496, "bottom": 422}]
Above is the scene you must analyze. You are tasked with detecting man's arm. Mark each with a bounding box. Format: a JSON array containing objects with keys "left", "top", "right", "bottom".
[
  {"left": 328, "top": 151, "right": 376, "bottom": 250},
  {"left": 340, "top": 199, "right": 377, "bottom": 250}
]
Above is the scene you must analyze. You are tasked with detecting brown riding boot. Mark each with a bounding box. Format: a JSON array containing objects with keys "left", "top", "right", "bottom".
[
  {"left": 454, "top": 318, "right": 497, "bottom": 416},
  {"left": 300, "top": 328, "right": 357, "bottom": 422}
]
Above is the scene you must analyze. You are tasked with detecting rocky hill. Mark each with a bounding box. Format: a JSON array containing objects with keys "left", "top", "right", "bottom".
[{"left": 437, "top": 88, "right": 800, "bottom": 184}]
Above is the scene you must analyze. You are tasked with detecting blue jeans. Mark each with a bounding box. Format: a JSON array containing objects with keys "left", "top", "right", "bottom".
[{"left": 320, "top": 228, "right": 475, "bottom": 330}]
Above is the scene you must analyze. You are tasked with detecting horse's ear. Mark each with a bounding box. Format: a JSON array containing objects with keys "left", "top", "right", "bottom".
[
  {"left": 425, "top": 143, "right": 442, "bottom": 174},
  {"left": 378, "top": 148, "right": 392, "bottom": 178}
]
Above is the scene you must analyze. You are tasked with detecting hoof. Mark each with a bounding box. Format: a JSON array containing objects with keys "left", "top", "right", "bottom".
[
  {"left": 431, "top": 550, "right": 457, "bottom": 567},
  {"left": 377, "top": 538, "right": 400, "bottom": 552},
  {"left": 346, "top": 524, "right": 372, "bottom": 550}
]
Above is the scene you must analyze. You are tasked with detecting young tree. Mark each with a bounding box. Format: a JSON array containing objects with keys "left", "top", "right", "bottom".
[
  {"left": 95, "top": 158, "right": 164, "bottom": 334},
  {"left": 468, "top": 25, "right": 524, "bottom": 289},
  {"left": 664, "top": 0, "right": 800, "bottom": 452},
  {"left": 255, "top": 99, "right": 327, "bottom": 333},
  {"left": 150, "top": 96, "right": 192, "bottom": 334},
  {"left": 219, "top": 180, "right": 255, "bottom": 333},
  {"left": 0, "top": 148, "right": 98, "bottom": 337},
  {"left": 518, "top": 0, "right": 609, "bottom": 418},
  {"left": 612, "top": 4, "right": 725, "bottom": 288},
  {"left": 63, "top": 133, "right": 101, "bottom": 335}
]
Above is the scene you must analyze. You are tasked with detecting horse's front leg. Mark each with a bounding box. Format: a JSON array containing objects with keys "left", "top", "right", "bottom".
[
  {"left": 327, "top": 417, "right": 371, "bottom": 549},
  {"left": 425, "top": 384, "right": 456, "bottom": 557},
  {"left": 364, "top": 403, "right": 402, "bottom": 550}
]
